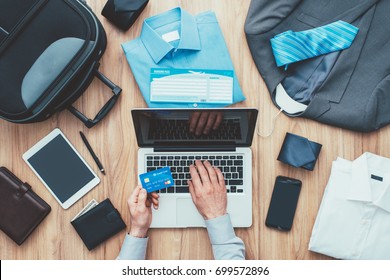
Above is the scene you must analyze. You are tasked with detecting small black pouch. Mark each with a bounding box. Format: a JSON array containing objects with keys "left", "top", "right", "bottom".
[
  {"left": 71, "top": 198, "right": 126, "bottom": 250},
  {"left": 101, "top": 0, "right": 149, "bottom": 31},
  {"left": 277, "top": 132, "right": 322, "bottom": 171}
]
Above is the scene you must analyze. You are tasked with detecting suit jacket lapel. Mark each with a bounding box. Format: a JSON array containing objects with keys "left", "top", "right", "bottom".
[
  {"left": 319, "top": 5, "right": 376, "bottom": 104},
  {"left": 327, "top": 0, "right": 379, "bottom": 25},
  {"left": 270, "top": 0, "right": 380, "bottom": 117}
]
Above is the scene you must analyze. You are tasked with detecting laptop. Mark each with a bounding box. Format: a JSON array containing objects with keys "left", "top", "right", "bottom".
[{"left": 131, "top": 108, "right": 258, "bottom": 228}]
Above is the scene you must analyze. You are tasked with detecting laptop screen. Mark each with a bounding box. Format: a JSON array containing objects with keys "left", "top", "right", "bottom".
[{"left": 132, "top": 108, "right": 258, "bottom": 148}]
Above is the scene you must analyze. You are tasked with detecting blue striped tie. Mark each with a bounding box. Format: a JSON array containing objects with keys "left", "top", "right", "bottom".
[{"left": 271, "top": 20, "right": 359, "bottom": 69}]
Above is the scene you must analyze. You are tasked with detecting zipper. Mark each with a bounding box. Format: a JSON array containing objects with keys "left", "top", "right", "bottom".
[
  {"left": 0, "top": 26, "right": 9, "bottom": 35},
  {"left": 0, "top": 0, "right": 48, "bottom": 55}
]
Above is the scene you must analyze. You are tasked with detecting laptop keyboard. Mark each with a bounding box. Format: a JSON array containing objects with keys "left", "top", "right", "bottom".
[{"left": 146, "top": 154, "right": 244, "bottom": 194}]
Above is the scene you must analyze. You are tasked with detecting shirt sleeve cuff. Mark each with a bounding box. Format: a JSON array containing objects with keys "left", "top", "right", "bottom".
[
  {"left": 205, "top": 214, "right": 236, "bottom": 244},
  {"left": 117, "top": 234, "right": 149, "bottom": 260}
]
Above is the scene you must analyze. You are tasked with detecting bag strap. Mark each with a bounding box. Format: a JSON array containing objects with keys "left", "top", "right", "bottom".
[{"left": 67, "top": 70, "right": 122, "bottom": 128}]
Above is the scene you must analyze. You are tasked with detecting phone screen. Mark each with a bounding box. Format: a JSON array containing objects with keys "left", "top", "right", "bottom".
[{"left": 265, "top": 176, "right": 302, "bottom": 231}]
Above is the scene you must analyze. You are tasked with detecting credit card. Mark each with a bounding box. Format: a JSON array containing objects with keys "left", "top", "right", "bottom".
[{"left": 139, "top": 167, "right": 174, "bottom": 193}]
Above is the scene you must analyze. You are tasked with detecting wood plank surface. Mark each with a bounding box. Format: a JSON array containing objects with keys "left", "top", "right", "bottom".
[{"left": 1, "top": 0, "right": 388, "bottom": 260}]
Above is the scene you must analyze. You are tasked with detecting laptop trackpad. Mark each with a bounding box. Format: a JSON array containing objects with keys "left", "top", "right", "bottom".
[{"left": 176, "top": 199, "right": 205, "bottom": 227}]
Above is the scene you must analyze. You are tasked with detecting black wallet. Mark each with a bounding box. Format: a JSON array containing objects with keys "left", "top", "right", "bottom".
[
  {"left": 101, "top": 0, "right": 149, "bottom": 31},
  {"left": 71, "top": 198, "right": 126, "bottom": 250},
  {"left": 277, "top": 132, "right": 322, "bottom": 171}
]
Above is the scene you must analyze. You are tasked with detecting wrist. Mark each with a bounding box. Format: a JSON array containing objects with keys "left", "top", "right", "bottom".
[
  {"left": 129, "top": 227, "right": 148, "bottom": 238},
  {"left": 203, "top": 211, "right": 227, "bottom": 220}
]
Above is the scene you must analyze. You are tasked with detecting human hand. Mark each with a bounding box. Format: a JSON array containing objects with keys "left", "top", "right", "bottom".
[
  {"left": 188, "top": 160, "right": 227, "bottom": 220},
  {"left": 189, "top": 111, "right": 223, "bottom": 136},
  {"left": 127, "top": 186, "right": 159, "bottom": 238}
]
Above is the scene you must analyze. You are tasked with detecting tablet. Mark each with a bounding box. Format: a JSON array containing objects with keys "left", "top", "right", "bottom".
[{"left": 23, "top": 128, "right": 100, "bottom": 209}]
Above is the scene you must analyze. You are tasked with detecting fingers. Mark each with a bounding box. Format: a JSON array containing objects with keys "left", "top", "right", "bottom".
[
  {"left": 150, "top": 192, "right": 160, "bottom": 200},
  {"left": 203, "top": 160, "right": 218, "bottom": 185},
  {"left": 190, "top": 163, "right": 203, "bottom": 188},
  {"left": 195, "top": 112, "right": 209, "bottom": 136},
  {"left": 189, "top": 112, "right": 201, "bottom": 133},
  {"left": 145, "top": 192, "right": 159, "bottom": 209},
  {"left": 129, "top": 185, "right": 142, "bottom": 205},
  {"left": 190, "top": 160, "right": 220, "bottom": 188},
  {"left": 195, "top": 160, "right": 211, "bottom": 185},
  {"left": 130, "top": 186, "right": 159, "bottom": 209},
  {"left": 137, "top": 188, "right": 148, "bottom": 210},
  {"left": 145, "top": 198, "right": 152, "bottom": 208},
  {"left": 189, "top": 112, "right": 223, "bottom": 135},
  {"left": 215, "top": 167, "right": 226, "bottom": 189},
  {"left": 204, "top": 112, "right": 217, "bottom": 134},
  {"left": 149, "top": 192, "right": 159, "bottom": 209},
  {"left": 213, "top": 113, "right": 223, "bottom": 130}
]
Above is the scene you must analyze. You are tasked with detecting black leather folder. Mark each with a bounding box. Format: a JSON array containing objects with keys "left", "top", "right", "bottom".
[
  {"left": 71, "top": 198, "right": 126, "bottom": 250},
  {"left": 0, "top": 167, "right": 51, "bottom": 245}
]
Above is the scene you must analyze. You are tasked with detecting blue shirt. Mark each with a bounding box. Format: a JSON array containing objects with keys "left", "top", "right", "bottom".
[
  {"left": 121, "top": 7, "right": 246, "bottom": 108},
  {"left": 117, "top": 214, "right": 245, "bottom": 260}
]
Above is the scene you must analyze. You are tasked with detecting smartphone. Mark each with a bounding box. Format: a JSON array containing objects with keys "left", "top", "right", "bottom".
[{"left": 265, "top": 176, "right": 302, "bottom": 231}]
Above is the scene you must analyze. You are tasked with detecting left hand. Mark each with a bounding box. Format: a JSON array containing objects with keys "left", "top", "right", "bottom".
[{"left": 127, "top": 186, "right": 159, "bottom": 238}]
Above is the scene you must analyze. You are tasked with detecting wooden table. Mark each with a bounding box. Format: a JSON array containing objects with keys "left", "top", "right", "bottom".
[{"left": 1, "top": 0, "right": 388, "bottom": 260}]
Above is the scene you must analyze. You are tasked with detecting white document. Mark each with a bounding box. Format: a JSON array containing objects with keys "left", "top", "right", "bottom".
[{"left": 150, "top": 68, "right": 234, "bottom": 104}]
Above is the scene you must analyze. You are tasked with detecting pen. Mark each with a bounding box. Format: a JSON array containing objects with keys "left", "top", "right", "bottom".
[{"left": 79, "top": 131, "right": 106, "bottom": 175}]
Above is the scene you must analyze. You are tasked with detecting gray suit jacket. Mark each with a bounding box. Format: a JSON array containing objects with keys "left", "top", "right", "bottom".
[{"left": 245, "top": 0, "right": 389, "bottom": 132}]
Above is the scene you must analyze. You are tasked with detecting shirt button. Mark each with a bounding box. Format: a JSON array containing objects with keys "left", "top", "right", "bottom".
[
  {"left": 193, "top": 103, "right": 198, "bottom": 108},
  {"left": 362, "top": 219, "right": 369, "bottom": 225}
]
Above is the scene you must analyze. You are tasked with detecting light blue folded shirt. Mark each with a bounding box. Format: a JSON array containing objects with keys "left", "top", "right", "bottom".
[
  {"left": 117, "top": 214, "right": 245, "bottom": 260},
  {"left": 121, "top": 7, "right": 246, "bottom": 108}
]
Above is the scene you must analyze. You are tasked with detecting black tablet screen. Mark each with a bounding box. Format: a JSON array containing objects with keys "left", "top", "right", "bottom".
[{"left": 27, "top": 134, "right": 95, "bottom": 203}]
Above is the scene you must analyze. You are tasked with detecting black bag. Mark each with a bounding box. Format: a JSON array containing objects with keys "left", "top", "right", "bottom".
[{"left": 0, "top": 0, "right": 122, "bottom": 128}]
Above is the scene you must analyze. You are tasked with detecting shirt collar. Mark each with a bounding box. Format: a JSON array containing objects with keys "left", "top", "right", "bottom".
[
  {"left": 140, "top": 7, "right": 201, "bottom": 64},
  {"left": 348, "top": 152, "right": 390, "bottom": 213}
]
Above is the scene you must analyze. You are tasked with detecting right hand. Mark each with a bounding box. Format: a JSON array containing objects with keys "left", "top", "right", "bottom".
[{"left": 188, "top": 160, "right": 227, "bottom": 220}]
